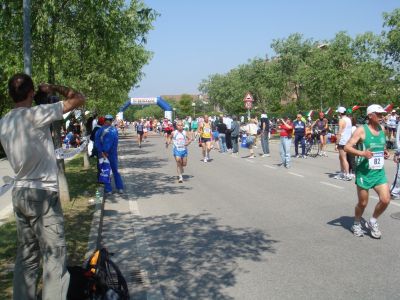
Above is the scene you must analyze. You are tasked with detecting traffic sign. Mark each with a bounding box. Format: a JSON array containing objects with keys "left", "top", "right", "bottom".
[
  {"left": 245, "top": 101, "right": 252, "bottom": 109},
  {"left": 243, "top": 92, "right": 254, "bottom": 102}
]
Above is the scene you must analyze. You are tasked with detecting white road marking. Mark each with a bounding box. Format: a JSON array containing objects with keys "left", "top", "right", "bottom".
[
  {"left": 288, "top": 172, "right": 304, "bottom": 178},
  {"left": 320, "top": 181, "right": 344, "bottom": 189},
  {"left": 264, "top": 164, "right": 277, "bottom": 169},
  {"left": 391, "top": 201, "right": 400, "bottom": 207},
  {"left": 371, "top": 195, "right": 400, "bottom": 207}
]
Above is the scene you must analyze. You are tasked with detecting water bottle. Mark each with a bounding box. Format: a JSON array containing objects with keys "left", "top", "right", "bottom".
[{"left": 96, "top": 189, "right": 101, "bottom": 204}]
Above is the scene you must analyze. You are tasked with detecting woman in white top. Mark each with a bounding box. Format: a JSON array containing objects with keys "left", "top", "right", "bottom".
[{"left": 246, "top": 119, "right": 259, "bottom": 158}]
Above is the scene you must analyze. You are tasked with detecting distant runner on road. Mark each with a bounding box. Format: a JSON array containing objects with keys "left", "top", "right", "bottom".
[
  {"left": 344, "top": 104, "right": 391, "bottom": 239},
  {"left": 198, "top": 115, "right": 213, "bottom": 162},
  {"left": 172, "top": 120, "right": 191, "bottom": 183}
]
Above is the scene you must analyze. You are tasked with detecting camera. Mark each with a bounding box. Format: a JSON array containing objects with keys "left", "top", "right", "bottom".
[{"left": 34, "top": 90, "right": 60, "bottom": 105}]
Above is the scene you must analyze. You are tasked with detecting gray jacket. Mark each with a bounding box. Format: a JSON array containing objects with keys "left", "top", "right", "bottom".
[{"left": 231, "top": 121, "right": 240, "bottom": 137}]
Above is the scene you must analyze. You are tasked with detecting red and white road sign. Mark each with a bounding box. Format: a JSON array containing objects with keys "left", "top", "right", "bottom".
[
  {"left": 243, "top": 92, "right": 254, "bottom": 102},
  {"left": 245, "top": 101, "right": 252, "bottom": 109}
]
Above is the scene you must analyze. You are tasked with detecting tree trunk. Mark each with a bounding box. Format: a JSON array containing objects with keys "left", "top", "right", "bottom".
[
  {"left": 48, "top": 15, "right": 70, "bottom": 201},
  {"left": 52, "top": 120, "right": 70, "bottom": 202}
]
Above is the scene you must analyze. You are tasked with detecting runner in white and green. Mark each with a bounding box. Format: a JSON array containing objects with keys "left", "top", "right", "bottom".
[{"left": 344, "top": 104, "right": 391, "bottom": 239}]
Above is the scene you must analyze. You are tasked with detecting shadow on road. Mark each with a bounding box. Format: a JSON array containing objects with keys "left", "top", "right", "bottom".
[
  {"left": 327, "top": 216, "right": 362, "bottom": 232},
  {"left": 103, "top": 210, "right": 278, "bottom": 299}
]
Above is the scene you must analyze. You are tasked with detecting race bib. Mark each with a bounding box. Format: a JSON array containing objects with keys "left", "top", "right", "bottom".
[
  {"left": 369, "top": 151, "right": 384, "bottom": 170},
  {"left": 204, "top": 127, "right": 211, "bottom": 133}
]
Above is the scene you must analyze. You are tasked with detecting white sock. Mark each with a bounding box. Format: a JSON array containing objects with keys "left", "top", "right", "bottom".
[{"left": 370, "top": 217, "right": 377, "bottom": 225}]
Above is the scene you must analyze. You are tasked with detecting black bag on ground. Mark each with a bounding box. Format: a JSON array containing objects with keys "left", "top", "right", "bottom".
[
  {"left": 86, "top": 248, "right": 130, "bottom": 300},
  {"left": 67, "top": 266, "right": 91, "bottom": 300},
  {"left": 67, "top": 248, "right": 129, "bottom": 300}
]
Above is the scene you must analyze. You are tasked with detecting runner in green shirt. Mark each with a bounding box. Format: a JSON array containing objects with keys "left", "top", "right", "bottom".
[{"left": 344, "top": 104, "right": 391, "bottom": 239}]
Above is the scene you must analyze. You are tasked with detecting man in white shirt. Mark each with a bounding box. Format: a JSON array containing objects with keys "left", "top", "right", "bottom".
[
  {"left": 0, "top": 73, "right": 85, "bottom": 299},
  {"left": 334, "top": 107, "right": 353, "bottom": 181}
]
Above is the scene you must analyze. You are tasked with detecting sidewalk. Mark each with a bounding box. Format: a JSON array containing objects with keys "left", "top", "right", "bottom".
[{"left": 87, "top": 132, "right": 159, "bottom": 300}]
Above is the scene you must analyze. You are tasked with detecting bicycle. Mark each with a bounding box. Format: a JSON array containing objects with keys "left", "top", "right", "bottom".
[{"left": 305, "top": 131, "right": 320, "bottom": 157}]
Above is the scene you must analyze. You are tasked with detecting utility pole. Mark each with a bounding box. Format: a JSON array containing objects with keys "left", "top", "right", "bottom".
[{"left": 23, "top": 0, "right": 32, "bottom": 75}]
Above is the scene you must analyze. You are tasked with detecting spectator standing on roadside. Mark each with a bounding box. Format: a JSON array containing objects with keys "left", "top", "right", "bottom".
[
  {"left": 386, "top": 110, "right": 398, "bottom": 141},
  {"left": 390, "top": 117, "right": 400, "bottom": 199},
  {"left": 217, "top": 116, "right": 228, "bottom": 153},
  {"left": 334, "top": 107, "right": 353, "bottom": 181},
  {"left": 0, "top": 73, "right": 85, "bottom": 300},
  {"left": 245, "top": 119, "right": 258, "bottom": 158},
  {"left": 95, "top": 114, "right": 124, "bottom": 195},
  {"left": 230, "top": 115, "right": 240, "bottom": 156},
  {"left": 260, "top": 113, "right": 270, "bottom": 157},
  {"left": 293, "top": 113, "right": 306, "bottom": 158},
  {"left": 279, "top": 116, "right": 293, "bottom": 168},
  {"left": 224, "top": 115, "right": 233, "bottom": 151}
]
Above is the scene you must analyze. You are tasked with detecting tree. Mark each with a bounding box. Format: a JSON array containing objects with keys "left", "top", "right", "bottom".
[{"left": 177, "top": 94, "right": 194, "bottom": 117}]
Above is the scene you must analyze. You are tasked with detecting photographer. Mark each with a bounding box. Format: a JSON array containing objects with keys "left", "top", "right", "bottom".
[
  {"left": 0, "top": 73, "right": 85, "bottom": 299},
  {"left": 278, "top": 116, "right": 293, "bottom": 168}
]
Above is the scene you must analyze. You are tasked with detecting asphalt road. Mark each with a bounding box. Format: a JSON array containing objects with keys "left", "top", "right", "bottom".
[{"left": 117, "top": 132, "right": 400, "bottom": 300}]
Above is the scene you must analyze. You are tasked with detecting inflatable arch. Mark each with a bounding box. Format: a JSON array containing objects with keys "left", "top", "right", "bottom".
[{"left": 117, "top": 97, "right": 173, "bottom": 120}]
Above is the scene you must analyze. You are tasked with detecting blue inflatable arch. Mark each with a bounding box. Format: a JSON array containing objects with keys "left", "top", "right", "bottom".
[{"left": 118, "top": 97, "right": 173, "bottom": 120}]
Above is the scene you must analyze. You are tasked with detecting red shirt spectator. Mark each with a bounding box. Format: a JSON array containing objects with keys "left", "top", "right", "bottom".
[{"left": 279, "top": 118, "right": 293, "bottom": 137}]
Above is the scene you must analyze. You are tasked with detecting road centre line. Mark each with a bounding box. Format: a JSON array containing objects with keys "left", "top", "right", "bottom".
[
  {"left": 288, "top": 172, "right": 304, "bottom": 178},
  {"left": 320, "top": 181, "right": 344, "bottom": 189},
  {"left": 264, "top": 164, "right": 277, "bottom": 169}
]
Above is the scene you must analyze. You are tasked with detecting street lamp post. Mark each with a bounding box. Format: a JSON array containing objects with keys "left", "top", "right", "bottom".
[{"left": 192, "top": 102, "right": 196, "bottom": 118}]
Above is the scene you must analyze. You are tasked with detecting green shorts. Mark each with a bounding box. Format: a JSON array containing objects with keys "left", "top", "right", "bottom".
[{"left": 355, "top": 169, "right": 387, "bottom": 190}]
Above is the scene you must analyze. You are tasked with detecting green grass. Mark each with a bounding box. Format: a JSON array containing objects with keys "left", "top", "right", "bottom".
[{"left": 0, "top": 154, "right": 98, "bottom": 299}]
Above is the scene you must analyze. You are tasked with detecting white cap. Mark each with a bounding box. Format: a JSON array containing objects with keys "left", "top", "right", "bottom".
[
  {"left": 336, "top": 106, "right": 346, "bottom": 114},
  {"left": 392, "top": 110, "right": 396, "bottom": 113},
  {"left": 366, "top": 104, "right": 386, "bottom": 116}
]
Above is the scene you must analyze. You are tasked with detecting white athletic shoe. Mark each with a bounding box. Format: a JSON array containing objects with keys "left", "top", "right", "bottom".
[
  {"left": 351, "top": 223, "right": 364, "bottom": 237},
  {"left": 391, "top": 194, "right": 400, "bottom": 200},
  {"left": 343, "top": 175, "right": 352, "bottom": 181},
  {"left": 365, "top": 221, "right": 382, "bottom": 239},
  {"left": 178, "top": 176, "right": 183, "bottom": 183},
  {"left": 334, "top": 174, "right": 344, "bottom": 180},
  {"left": 203, "top": 157, "right": 208, "bottom": 163}
]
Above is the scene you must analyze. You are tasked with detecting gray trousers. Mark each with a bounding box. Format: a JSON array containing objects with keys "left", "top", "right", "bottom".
[
  {"left": 260, "top": 131, "right": 270, "bottom": 154},
  {"left": 12, "top": 188, "right": 69, "bottom": 300},
  {"left": 231, "top": 136, "right": 239, "bottom": 153}
]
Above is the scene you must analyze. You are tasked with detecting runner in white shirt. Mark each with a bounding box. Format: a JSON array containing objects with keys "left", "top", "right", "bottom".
[
  {"left": 335, "top": 107, "right": 353, "bottom": 180},
  {"left": 172, "top": 120, "right": 191, "bottom": 183}
]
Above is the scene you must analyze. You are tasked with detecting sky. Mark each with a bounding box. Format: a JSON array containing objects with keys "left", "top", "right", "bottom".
[{"left": 130, "top": 0, "right": 399, "bottom": 98}]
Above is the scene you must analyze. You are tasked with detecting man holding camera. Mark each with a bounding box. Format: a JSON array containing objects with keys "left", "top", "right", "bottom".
[
  {"left": 278, "top": 117, "right": 293, "bottom": 168},
  {"left": 0, "top": 73, "right": 85, "bottom": 299}
]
